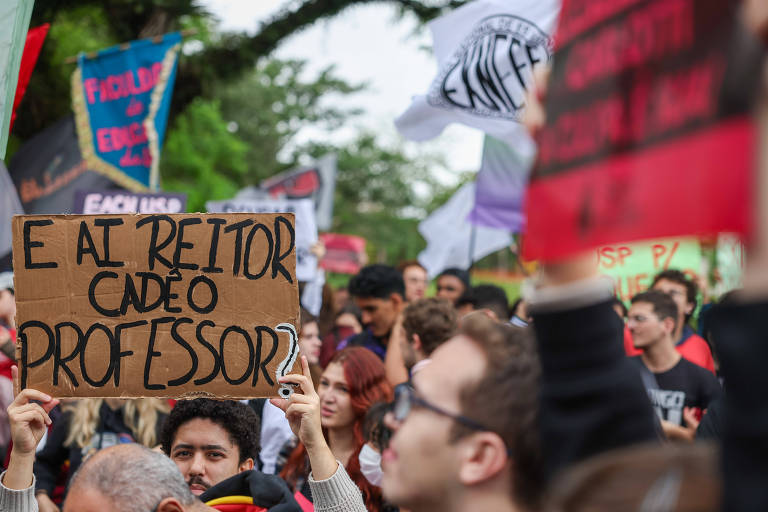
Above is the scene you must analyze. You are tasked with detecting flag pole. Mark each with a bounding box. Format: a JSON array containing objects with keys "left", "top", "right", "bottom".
[{"left": 467, "top": 223, "right": 477, "bottom": 272}]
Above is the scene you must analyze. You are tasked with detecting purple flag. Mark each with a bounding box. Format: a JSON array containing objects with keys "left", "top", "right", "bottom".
[{"left": 468, "top": 135, "right": 531, "bottom": 232}]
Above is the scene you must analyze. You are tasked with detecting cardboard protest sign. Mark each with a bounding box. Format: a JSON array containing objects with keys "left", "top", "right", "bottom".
[
  {"left": 524, "top": 0, "right": 754, "bottom": 260},
  {"left": 74, "top": 189, "right": 187, "bottom": 214},
  {"left": 597, "top": 237, "right": 701, "bottom": 303},
  {"left": 206, "top": 198, "right": 318, "bottom": 283},
  {"left": 12, "top": 214, "right": 301, "bottom": 399}
]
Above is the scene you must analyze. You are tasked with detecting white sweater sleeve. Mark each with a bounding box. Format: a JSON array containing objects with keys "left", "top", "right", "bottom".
[
  {"left": 0, "top": 472, "right": 38, "bottom": 512},
  {"left": 307, "top": 462, "right": 367, "bottom": 512}
]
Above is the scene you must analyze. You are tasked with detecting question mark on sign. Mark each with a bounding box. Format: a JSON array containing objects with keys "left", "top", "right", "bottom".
[{"left": 275, "top": 323, "right": 299, "bottom": 399}]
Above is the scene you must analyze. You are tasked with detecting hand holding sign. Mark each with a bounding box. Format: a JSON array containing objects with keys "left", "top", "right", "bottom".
[
  {"left": 270, "top": 355, "right": 339, "bottom": 481},
  {"left": 2, "top": 366, "right": 59, "bottom": 491}
]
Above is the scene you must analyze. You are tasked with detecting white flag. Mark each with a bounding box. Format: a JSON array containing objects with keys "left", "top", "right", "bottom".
[
  {"left": 418, "top": 183, "right": 512, "bottom": 278},
  {"left": 396, "top": 0, "right": 560, "bottom": 155}
]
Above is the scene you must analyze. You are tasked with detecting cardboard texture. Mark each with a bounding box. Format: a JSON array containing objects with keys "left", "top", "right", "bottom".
[{"left": 11, "top": 213, "right": 301, "bottom": 399}]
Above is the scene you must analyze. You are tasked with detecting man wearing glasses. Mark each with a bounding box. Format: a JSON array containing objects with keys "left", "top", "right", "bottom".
[
  {"left": 627, "top": 290, "right": 721, "bottom": 442},
  {"left": 382, "top": 312, "right": 541, "bottom": 511},
  {"left": 271, "top": 312, "right": 542, "bottom": 512}
]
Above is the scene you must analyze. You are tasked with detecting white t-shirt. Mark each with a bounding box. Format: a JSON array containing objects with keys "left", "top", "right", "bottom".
[{"left": 259, "top": 401, "right": 294, "bottom": 474}]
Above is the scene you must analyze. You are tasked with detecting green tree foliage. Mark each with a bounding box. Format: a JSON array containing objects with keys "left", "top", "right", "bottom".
[
  {"left": 160, "top": 98, "right": 249, "bottom": 212},
  {"left": 295, "top": 134, "right": 453, "bottom": 262},
  {"left": 18, "top": 0, "right": 468, "bottom": 140},
  {"left": 216, "top": 59, "right": 363, "bottom": 185},
  {"left": 12, "top": 0, "right": 471, "bottom": 265}
]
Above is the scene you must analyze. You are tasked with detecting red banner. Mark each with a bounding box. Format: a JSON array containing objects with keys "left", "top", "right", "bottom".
[
  {"left": 524, "top": 0, "right": 754, "bottom": 260},
  {"left": 10, "top": 23, "right": 49, "bottom": 132},
  {"left": 319, "top": 233, "right": 366, "bottom": 274}
]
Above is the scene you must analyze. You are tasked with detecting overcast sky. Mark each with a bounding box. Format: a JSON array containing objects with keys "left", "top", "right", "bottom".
[{"left": 200, "top": 0, "right": 483, "bottom": 183}]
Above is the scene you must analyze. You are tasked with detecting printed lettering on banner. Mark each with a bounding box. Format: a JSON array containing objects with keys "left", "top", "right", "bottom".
[
  {"left": 524, "top": 0, "right": 755, "bottom": 260},
  {"left": 596, "top": 237, "right": 701, "bottom": 304}
]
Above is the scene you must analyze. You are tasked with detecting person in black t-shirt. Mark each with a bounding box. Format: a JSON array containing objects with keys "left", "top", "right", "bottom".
[{"left": 627, "top": 291, "right": 722, "bottom": 441}]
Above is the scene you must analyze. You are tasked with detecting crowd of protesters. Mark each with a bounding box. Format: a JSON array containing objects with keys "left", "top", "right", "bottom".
[
  {"left": 0, "top": 248, "right": 762, "bottom": 512},
  {"left": 1, "top": 2, "right": 768, "bottom": 511}
]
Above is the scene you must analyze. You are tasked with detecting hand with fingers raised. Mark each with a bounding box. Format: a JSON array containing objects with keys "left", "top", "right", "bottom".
[
  {"left": 270, "top": 356, "right": 338, "bottom": 480},
  {"left": 3, "top": 366, "right": 60, "bottom": 491}
]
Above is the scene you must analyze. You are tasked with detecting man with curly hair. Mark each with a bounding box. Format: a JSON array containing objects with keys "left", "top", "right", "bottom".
[{"left": 160, "top": 399, "right": 302, "bottom": 511}]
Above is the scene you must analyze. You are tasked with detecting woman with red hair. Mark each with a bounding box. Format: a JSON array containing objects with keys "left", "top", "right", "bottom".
[{"left": 279, "top": 347, "right": 393, "bottom": 511}]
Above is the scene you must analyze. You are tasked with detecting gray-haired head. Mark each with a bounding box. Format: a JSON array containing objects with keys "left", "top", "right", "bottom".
[{"left": 68, "top": 443, "right": 202, "bottom": 511}]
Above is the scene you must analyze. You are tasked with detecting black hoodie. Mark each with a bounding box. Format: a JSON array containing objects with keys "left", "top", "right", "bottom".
[{"left": 200, "top": 470, "right": 302, "bottom": 512}]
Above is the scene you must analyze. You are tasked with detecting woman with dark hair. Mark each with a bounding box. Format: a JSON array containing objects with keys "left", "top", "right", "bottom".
[
  {"left": 319, "top": 304, "right": 364, "bottom": 367},
  {"left": 279, "top": 347, "right": 393, "bottom": 511}
]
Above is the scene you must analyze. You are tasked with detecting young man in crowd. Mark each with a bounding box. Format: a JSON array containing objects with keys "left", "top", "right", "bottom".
[
  {"left": 345, "top": 264, "right": 406, "bottom": 359},
  {"left": 159, "top": 398, "right": 302, "bottom": 509},
  {"left": 382, "top": 312, "right": 542, "bottom": 511},
  {"left": 398, "top": 261, "right": 429, "bottom": 302},
  {"left": 627, "top": 291, "right": 722, "bottom": 441},
  {"left": 160, "top": 399, "right": 258, "bottom": 496},
  {"left": 400, "top": 297, "right": 457, "bottom": 376},
  {"left": 471, "top": 284, "right": 510, "bottom": 322},
  {"left": 435, "top": 268, "right": 470, "bottom": 306},
  {"left": 453, "top": 285, "right": 510, "bottom": 321},
  {"left": 273, "top": 313, "right": 544, "bottom": 512},
  {"left": 651, "top": 269, "right": 716, "bottom": 372}
]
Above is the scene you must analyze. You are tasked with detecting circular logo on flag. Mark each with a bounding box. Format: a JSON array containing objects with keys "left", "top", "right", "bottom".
[{"left": 428, "top": 15, "right": 552, "bottom": 121}]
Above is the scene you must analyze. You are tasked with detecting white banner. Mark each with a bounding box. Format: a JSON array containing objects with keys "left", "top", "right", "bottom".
[
  {"left": 250, "top": 154, "right": 337, "bottom": 231},
  {"left": 418, "top": 182, "right": 512, "bottom": 278},
  {"left": 205, "top": 198, "right": 318, "bottom": 282},
  {"left": 395, "top": 0, "right": 560, "bottom": 156}
]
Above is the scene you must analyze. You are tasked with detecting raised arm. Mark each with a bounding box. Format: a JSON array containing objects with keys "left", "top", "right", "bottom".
[
  {"left": 528, "top": 255, "right": 659, "bottom": 481},
  {"left": 713, "top": 13, "right": 768, "bottom": 510},
  {"left": 0, "top": 366, "right": 59, "bottom": 512},
  {"left": 271, "top": 356, "right": 366, "bottom": 512}
]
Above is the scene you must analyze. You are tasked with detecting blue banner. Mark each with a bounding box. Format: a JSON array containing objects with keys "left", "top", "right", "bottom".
[{"left": 71, "top": 32, "right": 181, "bottom": 191}]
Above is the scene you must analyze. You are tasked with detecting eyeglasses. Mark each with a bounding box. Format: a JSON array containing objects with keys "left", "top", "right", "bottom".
[{"left": 393, "top": 383, "right": 490, "bottom": 432}]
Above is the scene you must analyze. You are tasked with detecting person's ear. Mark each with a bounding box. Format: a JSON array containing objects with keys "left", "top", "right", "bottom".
[
  {"left": 664, "top": 316, "right": 676, "bottom": 335},
  {"left": 685, "top": 302, "right": 694, "bottom": 316},
  {"left": 390, "top": 292, "right": 404, "bottom": 309},
  {"left": 457, "top": 432, "right": 509, "bottom": 486},
  {"left": 239, "top": 457, "right": 254, "bottom": 472},
  {"left": 156, "top": 498, "right": 186, "bottom": 512},
  {"left": 411, "top": 333, "right": 422, "bottom": 352},
  {"left": 480, "top": 308, "right": 499, "bottom": 322}
]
